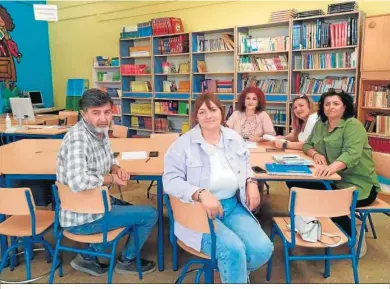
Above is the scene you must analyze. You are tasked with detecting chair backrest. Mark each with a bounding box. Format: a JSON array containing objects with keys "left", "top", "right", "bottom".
[
  {"left": 0, "top": 188, "right": 35, "bottom": 215},
  {"left": 150, "top": 133, "right": 179, "bottom": 144},
  {"left": 55, "top": 182, "right": 111, "bottom": 214},
  {"left": 373, "top": 152, "right": 390, "bottom": 179},
  {"left": 168, "top": 195, "right": 215, "bottom": 234},
  {"left": 112, "top": 125, "right": 128, "bottom": 138},
  {"left": 59, "top": 111, "right": 79, "bottom": 126},
  {"left": 44, "top": 118, "right": 59, "bottom": 125},
  {"left": 289, "top": 187, "right": 356, "bottom": 218}
]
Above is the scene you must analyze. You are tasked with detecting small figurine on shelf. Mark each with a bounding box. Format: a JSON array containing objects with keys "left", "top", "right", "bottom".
[
  {"left": 162, "top": 62, "right": 170, "bottom": 74},
  {"left": 170, "top": 63, "right": 177, "bottom": 74}
]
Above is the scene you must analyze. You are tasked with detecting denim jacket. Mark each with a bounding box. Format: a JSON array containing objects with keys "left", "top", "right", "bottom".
[{"left": 163, "top": 124, "right": 257, "bottom": 251}]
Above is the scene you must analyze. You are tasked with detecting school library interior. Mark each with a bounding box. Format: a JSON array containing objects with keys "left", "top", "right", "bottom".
[{"left": 0, "top": 0, "right": 389, "bottom": 286}]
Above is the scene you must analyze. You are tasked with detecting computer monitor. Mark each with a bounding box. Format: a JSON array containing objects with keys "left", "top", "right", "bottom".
[
  {"left": 10, "top": 98, "right": 36, "bottom": 125},
  {"left": 28, "top": 91, "right": 43, "bottom": 106}
]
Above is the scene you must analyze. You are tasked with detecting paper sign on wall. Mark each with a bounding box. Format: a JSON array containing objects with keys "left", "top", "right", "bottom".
[{"left": 33, "top": 4, "right": 58, "bottom": 22}]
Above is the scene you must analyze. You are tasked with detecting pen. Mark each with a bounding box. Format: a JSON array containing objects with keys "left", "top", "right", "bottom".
[{"left": 145, "top": 157, "right": 150, "bottom": 163}]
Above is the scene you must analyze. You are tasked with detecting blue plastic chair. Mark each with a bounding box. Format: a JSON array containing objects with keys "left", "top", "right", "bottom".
[
  {"left": 266, "top": 187, "right": 359, "bottom": 284},
  {"left": 0, "top": 188, "right": 60, "bottom": 283},
  {"left": 49, "top": 182, "right": 142, "bottom": 284},
  {"left": 164, "top": 194, "right": 218, "bottom": 284},
  {"left": 355, "top": 151, "right": 390, "bottom": 253}
]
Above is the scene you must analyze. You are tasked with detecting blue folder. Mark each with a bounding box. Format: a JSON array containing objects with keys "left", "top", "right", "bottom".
[{"left": 265, "top": 163, "right": 312, "bottom": 176}]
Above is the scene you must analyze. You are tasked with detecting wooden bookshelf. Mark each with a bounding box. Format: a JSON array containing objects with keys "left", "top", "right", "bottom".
[{"left": 113, "top": 12, "right": 366, "bottom": 137}]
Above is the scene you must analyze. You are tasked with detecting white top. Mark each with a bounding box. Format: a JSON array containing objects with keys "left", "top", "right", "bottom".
[
  {"left": 203, "top": 137, "right": 239, "bottom": 200},
  {"left": 298, "top": 113, "right": 319, "bottom": 142}
]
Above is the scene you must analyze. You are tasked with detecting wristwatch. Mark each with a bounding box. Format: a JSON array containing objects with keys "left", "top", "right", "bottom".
[
  {"left": 246, "top": 177, "right": 257, "bottom": 185},
  {"left": 282, "top": 140, "right": 288, "bottom": 149}
]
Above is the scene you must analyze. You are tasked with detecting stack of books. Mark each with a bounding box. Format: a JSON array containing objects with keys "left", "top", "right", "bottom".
[
  {"left": 130, "top": 81, "right": 152, "bottom": 92},
  {"left": 265, "top": 163, "right": 312, "bottom": 176},
  {"left": 328, "top": 1, "right": 358, "bottom": 14},
  {"left": 296, "top": 9, "right": 325, "bottom": 18},
  {"left": 269, "top": 9, "right": 297, "bottom": 22},
  {"left": 129, "top": 46, "right": 150, "bottom": 57},
  {"left": 200, "top": 79, "right": 234, "bottom": 93},
  {"left": 272, "top": 154, "right": 314, "bottom": 166},
  {"left": 151, "top": 17, "right": 184, "bottom": 36}
]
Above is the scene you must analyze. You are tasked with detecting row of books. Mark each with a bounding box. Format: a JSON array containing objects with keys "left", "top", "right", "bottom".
[
  {"left": 196, "top": 34, "right": 234, "bottom": 52},
  {"left": 121, "top": 22, "right": 152, "bottom": 39},
  {"left": 242, "top": 77, "right": 288, "bottom": 94},
  {"left": 155, "top": 101, "right": 189, "bottom": 115},
  {"left": 131, "top": 116, "right": 153, "bottom": 130},
  {"left": 238, "top": 55, "right": 288, "bottom": 72},
  {"left": 368, "top": 135, "right": 390, "bottom": 153},
  {"left": 161, "top": 62, "right": 190, "bottom": 74},
  {"left": 239, "top": 34, "right": 289, "bottom": 54},
  {"left": 97, "top": 71, "right": 120, "bottom": 82},
  {"left": 151, "top": 17, "right": 184, "bottom": 36},
  {"left": 155, "top": 118, "right": 170, "bottom": 132},
  {"left": 130, "top": 103, "right": 152, "bottom": 115},
  {"left": 157, "top": 35, "right": 189, "bottom": 55},
  {"left": 121, "top": 64, "right": 149, "bottom": 75},
  {"left": 162, "top": 80, "right": 190, "bottom": 93},
  {"left": 292, "top": 18, "right": 358, "bottom": 50},
  {"left": 296, "top": 74, "right": 355, "bottom": 94},
  {"left": 200, "top": 79, "right": 234, "bottom": 93},
  {"left": 267, "top": 109, "right": 287, "bottom": 125},
  {"left": 364, "top": 114, "right": 390, "bottom": 136},
  {"left": 364, "top": 86, "right": 390, "bottom": 108},
  {"left": 130, "top": 81, "right": 152, "bottom": 92},
  {"left": 94, "top": 56, "right": 119, "bottom": 67},
  {"left": 100, "top": 87, "right": 120, "bottom": 98},
  {"left": 294, "top": 51, "right": 356, "bottom": 70}
]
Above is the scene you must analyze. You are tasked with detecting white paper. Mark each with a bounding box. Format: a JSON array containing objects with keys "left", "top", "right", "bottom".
[
  {"left": 263, "top": 134, "right": 277, "bottom": 141},
  {"left": 33, "top": 4, "right": 58, "bottom": 22},
  {"left": 245, "top": 141, "right": 257, "bottom": 149},
  {"left": 121, "top": 151, "right": 147, "bottom": 160}
]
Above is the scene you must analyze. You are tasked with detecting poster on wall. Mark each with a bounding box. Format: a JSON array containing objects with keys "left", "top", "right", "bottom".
[{"left": 0, "top": 5, "right": 22, "bottom": 82}]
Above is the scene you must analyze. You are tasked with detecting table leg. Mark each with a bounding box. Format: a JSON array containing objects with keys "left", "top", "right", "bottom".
[{"left": 157, "top": 177, "right": 164, "bottom": 271}]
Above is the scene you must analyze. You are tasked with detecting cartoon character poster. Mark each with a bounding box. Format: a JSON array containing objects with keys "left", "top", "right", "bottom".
[{"left": 0, "top": 5, "right": 22, "bottom": 82}]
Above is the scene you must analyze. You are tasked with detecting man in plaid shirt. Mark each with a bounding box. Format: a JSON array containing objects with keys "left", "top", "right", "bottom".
[{"left": 56, "top": 89, "right": 157, "bottom": 277}]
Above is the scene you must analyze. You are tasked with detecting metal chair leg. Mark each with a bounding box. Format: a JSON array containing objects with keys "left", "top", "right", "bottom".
[{"left": 367, "top": 213, "right": 377, "bottom": 239}]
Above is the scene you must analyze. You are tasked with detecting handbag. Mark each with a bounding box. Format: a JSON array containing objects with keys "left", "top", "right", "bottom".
[{"left": 287, "top": 216, "right": 342, "bottom": 247}]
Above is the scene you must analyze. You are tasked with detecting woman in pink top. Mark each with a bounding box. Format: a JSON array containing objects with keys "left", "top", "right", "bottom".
[{"left": 226, "top": 87, "right": 276, "bottom": 142}]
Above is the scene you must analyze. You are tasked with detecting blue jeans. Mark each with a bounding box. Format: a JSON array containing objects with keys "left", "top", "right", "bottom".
[
  {"left": 200, "top": 197, "right": 273, "bottom": 283},
  {"left": 66, "top": 205, "right": 158, "bottom": 260}
]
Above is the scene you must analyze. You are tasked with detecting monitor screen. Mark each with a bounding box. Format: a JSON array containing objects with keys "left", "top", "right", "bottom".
[
  {"left": 10, "top": 98, "right": 36, "bottom": 121},
  {"left": 29, "top": 91, "right": 43, "bottom": 105}
]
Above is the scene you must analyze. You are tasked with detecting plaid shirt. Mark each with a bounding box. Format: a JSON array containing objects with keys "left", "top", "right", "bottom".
[{"left": 56, "top": 119, "right": 117, "bottom": 227}]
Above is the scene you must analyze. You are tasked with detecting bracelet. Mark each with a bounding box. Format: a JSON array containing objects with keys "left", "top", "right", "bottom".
[
  {"left": 312, "top": 152, "right": 319, "bottom": 158},
  {"left": 197, "top": 189, "right": 205, "bottom": 202},
  {"left": 109, "top": 174, "right": 114, "bottom": 185},
  {"left": 246, "top": 177, "right": 258, "bottom": 185}
]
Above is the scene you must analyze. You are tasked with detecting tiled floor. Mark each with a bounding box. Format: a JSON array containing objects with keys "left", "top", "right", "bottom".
[{"left": 1, "top": 181, "right": 389, "bottom": 284}]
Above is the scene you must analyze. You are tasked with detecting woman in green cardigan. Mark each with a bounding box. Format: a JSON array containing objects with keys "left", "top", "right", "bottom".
[{"left": 303, "top": 88, "right": 380, "bottom": 258}]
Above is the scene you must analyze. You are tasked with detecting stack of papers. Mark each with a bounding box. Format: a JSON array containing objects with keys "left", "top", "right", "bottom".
[
  {"left": 272, "top": 154, "right": 314, "bottom": 166},
  {"left": 122, "top": 151, "right": 147, "bottom": 160},
  {"left": 245, "top": 140, "right": 258, "bottom": 149},
  {"left": 265, "top": 163, "right": 312, "bottom": 176}
]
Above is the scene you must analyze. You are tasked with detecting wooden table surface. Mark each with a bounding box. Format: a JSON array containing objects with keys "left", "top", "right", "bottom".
[
  {"left": 0, "top": 138, "right": 340, "bottom": 181},
  {"left": 0, "top": 114, "right": 59, "bottom": 125}
]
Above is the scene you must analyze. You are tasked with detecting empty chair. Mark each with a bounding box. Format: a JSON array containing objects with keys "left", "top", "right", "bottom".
[
  {"left": 165, "top": 194, "right": 217, "bottom": 284},
  {"left": 112, "top": 125, "right": 128, "bottom": 138},
  {"left": 355, "top": 152, "right": 390, "bottom": 258},
  {"left": 59, "top": 111, "right": 78, "bottom": 126},
  {"left": 267, "top": 187, "right": 359, "bottom": 284},
  {"left": 49, "top": 182, "right": 142, "bottom": 284},
  {"left": 44, "top": 118, "right": 59, "bottom": 125},
  {"left": 0, "top": 188, "right": 59, "bottom": 283}
]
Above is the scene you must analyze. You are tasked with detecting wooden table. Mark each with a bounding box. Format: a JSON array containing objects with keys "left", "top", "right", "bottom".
[
  {"left": 0, "top": 125, "right": 69, "bottom": 144},
  {"left": 0, "top": 114, "right": 59, "bottom": 125}
]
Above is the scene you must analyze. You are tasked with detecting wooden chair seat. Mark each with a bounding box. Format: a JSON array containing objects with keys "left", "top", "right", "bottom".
[
  {"left": 63, "top": 227, "right": 127, "bottom": 244},
  {"left": 0, "top": 210, "right": 54, "bottom": 237},
  {"left": 273, "top": 217, "right": 349, "bottom": 248},
  {"left": 177, "top": 239, "right": 210, "bottom": 259},
  {"left": 356, "top": 197, "right": 390, "bottom": 210}
]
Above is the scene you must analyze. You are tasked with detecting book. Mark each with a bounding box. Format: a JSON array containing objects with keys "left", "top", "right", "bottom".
[
  {"left": 265, "top": 163, "right": 312, "bottom": 176},
  {"left": 272, "top": 154, "right": 314, "bottom": 165}
]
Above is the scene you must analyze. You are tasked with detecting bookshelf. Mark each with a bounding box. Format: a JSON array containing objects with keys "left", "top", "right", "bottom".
[
  {"left": 92, "top": 61, "right": 122, "bottom": 125},
  {"left": 237, "top": 21, "right": 290, "bottom": 134},
  {"left": 114, "top": 11, "right": 365, "bottom": 136}
]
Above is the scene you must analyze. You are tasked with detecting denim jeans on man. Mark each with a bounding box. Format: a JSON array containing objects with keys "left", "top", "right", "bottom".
[
  {"left": 200, "top": 197, "right": 274, "bottom": 283},
  {"left": 66, "top": 205, "right": 158, "bottom": 260}
]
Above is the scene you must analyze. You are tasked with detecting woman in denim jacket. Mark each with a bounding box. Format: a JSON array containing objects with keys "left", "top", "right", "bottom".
[{"left": 163, "top": 93, "right": 273, "bottom": 283}]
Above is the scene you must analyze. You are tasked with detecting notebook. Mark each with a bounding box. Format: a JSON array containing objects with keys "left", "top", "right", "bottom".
[
  {"left": 265, "top": 163, "right": 312, "bottom": 176},
  {"left": 272, "top": 154, "right": 314, "bottom": 166}
]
